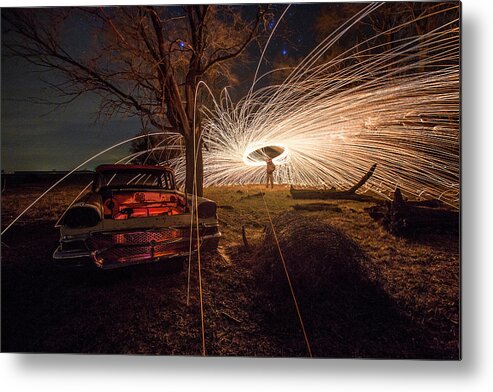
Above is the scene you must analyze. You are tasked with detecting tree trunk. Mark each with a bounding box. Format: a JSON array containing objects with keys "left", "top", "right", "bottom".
[
  {"left": 185, "top": 135, "right": 204, "bottom": 197},
  {"left": 183, "top": 69, "right": 205, "bottom": 197}
]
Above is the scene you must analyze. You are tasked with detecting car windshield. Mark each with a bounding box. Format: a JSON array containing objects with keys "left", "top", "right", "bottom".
[{"left": 98, "top": 170, "right": 174, "bottom": 190}]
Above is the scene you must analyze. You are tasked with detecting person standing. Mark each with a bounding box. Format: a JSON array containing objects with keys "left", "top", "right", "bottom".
[{"left": 266, "top": 158, "right": 275, "bottom": 189}]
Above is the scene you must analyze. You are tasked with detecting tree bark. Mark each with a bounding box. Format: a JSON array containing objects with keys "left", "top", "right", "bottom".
[{"left": 185, "top": 134, "right": 204, "bottom": 196}]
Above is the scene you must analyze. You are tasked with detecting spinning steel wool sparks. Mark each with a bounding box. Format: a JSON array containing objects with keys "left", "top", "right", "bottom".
[{"left": 166, "top": 3, "right": 460, "bottom": 208}]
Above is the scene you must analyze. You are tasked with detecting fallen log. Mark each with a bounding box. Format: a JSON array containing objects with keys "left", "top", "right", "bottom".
[
  {"left": 367, "top": 188, "right": 459, "bottom": 235},
  {"left": 290, "top": 163, "right": 379, "bottom": 202},
  {"left": 290, "top": 189, "right": 379, "bottom": 202},
  {"left": 392, "top": 205, "right": 459, "bottom": 234},
  {"left": 365, "top": 202, "right": 390, "bottom": 221}
]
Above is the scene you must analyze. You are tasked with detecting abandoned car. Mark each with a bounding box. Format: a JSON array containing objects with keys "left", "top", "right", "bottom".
[{"left": 53, "top": 164, "right": 220, "bottom": 269}]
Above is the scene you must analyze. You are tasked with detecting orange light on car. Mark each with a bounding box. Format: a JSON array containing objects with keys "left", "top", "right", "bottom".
[
  {"left": 114, "top": 233, "right": 125, "bottom": 244},
  {"left": 134, "top": 192, "right": 146, "bottom": 203}
]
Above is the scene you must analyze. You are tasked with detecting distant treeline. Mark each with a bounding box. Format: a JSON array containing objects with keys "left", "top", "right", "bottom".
[{"left": 1, "top": 171, "right": 94, "bottom": 186}]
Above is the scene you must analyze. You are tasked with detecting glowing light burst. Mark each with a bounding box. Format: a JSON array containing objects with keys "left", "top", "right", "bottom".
[{"left": 169, "top": 3, "right": 460, "bottom": 208}]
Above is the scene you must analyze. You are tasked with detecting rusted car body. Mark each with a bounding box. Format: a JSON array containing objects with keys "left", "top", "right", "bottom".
[{"left": 53, "top": 164, "right": 220, "bottom": 270}]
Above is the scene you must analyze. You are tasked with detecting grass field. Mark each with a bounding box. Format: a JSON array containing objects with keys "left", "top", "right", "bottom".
[{"left": 1, "top": 179, "right": 459, "bottom": 358}]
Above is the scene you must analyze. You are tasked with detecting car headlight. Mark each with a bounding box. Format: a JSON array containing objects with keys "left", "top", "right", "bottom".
[
  {"left": 197, "top": 201, "right": 217, "bottom": 219},
  {"left": 63, "top": 206, "right": 101, "bottom": 228}
]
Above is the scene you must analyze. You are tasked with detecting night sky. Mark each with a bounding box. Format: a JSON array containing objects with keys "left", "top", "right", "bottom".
[{"left": 1, "top": 3, "right": 330, "bottom": 172}]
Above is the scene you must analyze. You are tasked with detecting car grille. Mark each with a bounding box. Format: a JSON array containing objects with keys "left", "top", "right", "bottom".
[
  {"left": 97, "top": 243, "right": 186, "bottom": 263},
  {"left": 87, "top": 229, "right": 189, "bottom": 248},
  {"left": 86, "top": 229, "right": 188, "bottom": 264},
  {"left": 86, "top": 227, "right": 218, "bottom": 265}
]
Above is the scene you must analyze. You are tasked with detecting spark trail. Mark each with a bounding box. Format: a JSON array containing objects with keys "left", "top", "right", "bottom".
[{"left": 169, "top": 3, "right": 460, "bottom": 208}]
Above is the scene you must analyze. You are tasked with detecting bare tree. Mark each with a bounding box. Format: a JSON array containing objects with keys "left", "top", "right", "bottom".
[
  {"left": 2, "top": 5, "right": 271, "bottom": 195},
  {"left": 314, "top": 2, "right": 459, "bottom": 73}
]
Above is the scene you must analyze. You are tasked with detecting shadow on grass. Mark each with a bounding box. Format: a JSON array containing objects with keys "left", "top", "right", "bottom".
[
  {"left": 253, "top": 211, "right": 455, "bottom": 359},
  {"left": 1, "top": 221, "right": 189, "bottom": 354}
]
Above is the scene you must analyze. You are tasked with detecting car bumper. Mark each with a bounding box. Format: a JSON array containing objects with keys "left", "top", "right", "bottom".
[
  {"left": 52, "top": 248, "right": 93, "bottom": 268},
  {"left": 53, "top": 232, "right": 220, "bottom": 270}
]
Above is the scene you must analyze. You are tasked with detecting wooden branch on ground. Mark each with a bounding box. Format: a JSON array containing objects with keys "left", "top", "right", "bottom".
[{"left": 240, "top": 191, "right": 264, "bottom": 200}]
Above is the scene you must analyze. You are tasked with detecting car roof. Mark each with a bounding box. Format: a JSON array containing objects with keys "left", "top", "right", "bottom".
[{"left": 95, "top": 164, "right": 174, "bottom": 174}]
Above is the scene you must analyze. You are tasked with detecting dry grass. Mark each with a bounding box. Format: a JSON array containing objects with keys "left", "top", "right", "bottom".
[
  {"left": 205, "top": 184, "right": 459, "bottom": 358},
  {"left": 1, "top": 179, "right": 88, "bottom": 228},
  {"left": 1, "top": 181, "right": 459, "bottom": 357}
]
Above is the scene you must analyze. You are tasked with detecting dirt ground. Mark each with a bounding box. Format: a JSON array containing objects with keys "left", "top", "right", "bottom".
[{"left": 1, "top": 178, "right": 460, "bottom": 358}]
